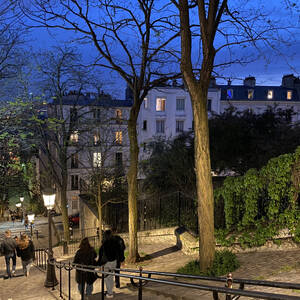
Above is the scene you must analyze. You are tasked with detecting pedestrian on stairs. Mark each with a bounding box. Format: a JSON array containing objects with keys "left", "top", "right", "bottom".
[{"left": 0, "top": 230, "right": 17, "bottom": 278}]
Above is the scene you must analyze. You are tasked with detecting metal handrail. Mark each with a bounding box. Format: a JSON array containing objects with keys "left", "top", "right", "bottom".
[{"left": 46, "top": 258, "right": 300, "bottom": 300}]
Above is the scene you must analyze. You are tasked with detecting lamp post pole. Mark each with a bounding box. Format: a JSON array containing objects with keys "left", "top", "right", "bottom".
[
  {"left": 20, "top": 197, "right": 24, "bottom": 223},
  {"left": 43, "top": 190, "right": 58, "bottom": 288}
]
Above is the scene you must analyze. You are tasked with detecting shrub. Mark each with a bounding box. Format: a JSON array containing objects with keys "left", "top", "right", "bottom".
[{"left": 177, "top": 250, "right": 239, "bottom": 277}]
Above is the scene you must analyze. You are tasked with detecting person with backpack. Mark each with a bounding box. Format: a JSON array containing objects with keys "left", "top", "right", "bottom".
[
  {"left": 112, "top": 230, "right": 125, "bottom": 289},
  {"left": 1, "top": 230, "right": 17, "bottom": 278}
]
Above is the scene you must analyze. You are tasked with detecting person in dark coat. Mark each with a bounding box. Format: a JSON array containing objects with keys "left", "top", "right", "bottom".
[
  {"left": 16, "top": 233, "right": 35, "bottom": 277},
  {"left": 1, "top": 230, "right": 17, "bottom": 277},
  {"left": 73, "top": 237, "right": 97, "bottom": 297},
  {"left": 97, "top": 230, "right": 119, "bottom": 298}
]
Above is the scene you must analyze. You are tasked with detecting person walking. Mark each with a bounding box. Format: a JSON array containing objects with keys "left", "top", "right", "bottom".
[
  {"left": 0, "top": 230, "right": 17, "bottom": 278},
  {"left": 112, "top": 230, "right": 125, "bottom": 289},
  {"left": 73, "top": 237, "right": 97, "bottom": 298},
  {"left": 98, "top": 230, "right": 119, "bottom": 298},
  {"left": 16, "top": 233, "right": 35, "bottom": 277}
]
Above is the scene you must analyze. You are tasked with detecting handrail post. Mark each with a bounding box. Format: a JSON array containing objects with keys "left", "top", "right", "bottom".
[
  {"left": 101, "top": 267, "right": 105, "bottom": 300},
  {"left": 138, "top": 266, "right": 143, "bottom": 300},
  {"left": 68, "top": 262, "right": 71, "bottom": 300},
  {"left": 226, "top": 273, "right": 233, "bottom": 300},
  {"left": 59, "top": 262, "right": 62, "bottom": 298}
]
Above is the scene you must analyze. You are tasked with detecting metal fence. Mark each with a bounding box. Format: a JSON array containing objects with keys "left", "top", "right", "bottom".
[
  {"left": 104, "top": 191, "right": 198, "bottom": 234},
  {"left": 35, "top": 248, "right": 300, "bottom": 300}
]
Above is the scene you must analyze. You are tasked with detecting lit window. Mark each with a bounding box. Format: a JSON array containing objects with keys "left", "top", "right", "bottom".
[
  {"left": 70, "top": 131, "right": 78, "bottom": 143},
  {"left": 71, "top": 175, "right": 79, "bottom": 190},
  {"left": 176, "top": 120, "right": 184, "bottom": 133},
  {"left": 207, "top": 99, "right": 212, "bottom": 112},
  {"left": 156, "top": 97, "right": 166, "bottom": 111},
  {"left": 156, "top": 120, "right": 165, "bottom": 133},
  {"left": 144, "top": 98, "right": 148, "bottom": 109},
  {"left": 71, "top": 153, "right": 79, "bottom": 168},
  {"left": 143, "top": 120, "right": 147, "bottom": 130},
  {"left": 176, "top": 98, "right": 185, "bottom": 111},
  {"left": 227, "top": 89, "right": 233, "bottom": 99},
  {"left": 115, "top": 131, "right": 123, "bottom": 144},
  {"left": 287, "top": 90, "right": 292, "bottom": 100},
  {"left": 93, "top": 152, "right": 101, "bottom": 167},
  {"left": 94, "top": 132, "right": 100, "bottom": 145},
  {"left": 248, "top": 89, "right": 254, "bottom": 100},
  {"left": 115, "top": 109, "right": 122, "bottom": 124},
  {"left": 267, "top": 90, "right": 273, "bottom": 99}
]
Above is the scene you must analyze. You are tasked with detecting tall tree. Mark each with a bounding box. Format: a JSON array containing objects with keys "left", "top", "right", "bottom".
[
  {"left": 33, "top": 47, "right": 96, "bottom": 242},
  {"left": 172, "top": 0, "right": 294, "bottom": 271},
  {"left": 19, "top": 0, "right": 180, "bottom": 261}
]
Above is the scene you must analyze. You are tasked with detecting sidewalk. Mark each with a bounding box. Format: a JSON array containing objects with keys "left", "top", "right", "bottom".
[{"left": 1, "top": 238, "right": 300, "bottom": 299}]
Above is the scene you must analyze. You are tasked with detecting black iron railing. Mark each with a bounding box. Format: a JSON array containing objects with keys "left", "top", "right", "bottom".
[
  {"left": 38, "top": 254, "right": 300, "bottom": 300},
  {"left": 34, "top": 248, "right": 48, "bottom": 271}
]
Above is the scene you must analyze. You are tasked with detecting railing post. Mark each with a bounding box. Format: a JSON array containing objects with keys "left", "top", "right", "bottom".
[
  {"left": 81, "top": 270, "right": 84, "bottom": 300},
  {"left": 59, "top": 262, "right": 63, "bottom": 298},
  {"left": 68, "top": 262, "right": 71, "bottom": 300},
  {"left": 226, "top": 273, "right": 233, "bottom": 300},
  {"left": 138, "top": 266, "right": 143, "bottom": 300},
  {"left": 101, "top": 267, "right": 105, "bottom": 300},
  {"left": 213, "top": 291, "right": 219, "bottom": 300}
]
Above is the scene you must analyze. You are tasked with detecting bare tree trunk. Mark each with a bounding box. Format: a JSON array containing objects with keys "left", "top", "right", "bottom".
[
  {"left": 127, "top": 115, "right": 139, "bottom": 263},
  {"left": 60, "top": 188, "right": 70, "bottom": 242},
  {"left": 191, "top": 90, "right": 215, "bottom": 271},
  {"left": 97, "top": 181, "right": 103, "bottom": 243}
]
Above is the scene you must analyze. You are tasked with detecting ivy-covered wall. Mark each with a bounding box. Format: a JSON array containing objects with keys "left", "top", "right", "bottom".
[{"left": 214, "top": 147, "right": 300, "bottom": 247}]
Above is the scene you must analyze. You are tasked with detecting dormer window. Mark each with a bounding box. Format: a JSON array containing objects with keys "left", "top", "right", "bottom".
[
  {"left": 144, "top": 97, "right": 148, "bottom": 109},
  {"left": 267, "top": 90, "right": 273, "bottom": 99},
  {"left": 248, "top": 89, "right": 254, "bottom": 100},
  {"left": 227, "top": 89, "right": 233, "bottom": 99},
  {"left": 287, "top": 90, "right": 292, "bottom": 100}
]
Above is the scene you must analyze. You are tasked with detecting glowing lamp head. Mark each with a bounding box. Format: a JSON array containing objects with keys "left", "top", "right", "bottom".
[{"left": 43, "top": 189, "right": 56, "bottom": 210}]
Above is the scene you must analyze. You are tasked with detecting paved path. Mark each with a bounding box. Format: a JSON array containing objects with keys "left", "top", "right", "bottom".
[{"left": 1, "top": 236, "right": 300, "bottom": 299}]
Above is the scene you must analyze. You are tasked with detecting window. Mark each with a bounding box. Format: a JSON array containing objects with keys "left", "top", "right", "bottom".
[
  {"left": 143, "top": 120, "right": 147, "bottom": 131},
  {"left": 93, "top": 108, "right": 101, "bottom": 119},
  {"left": 248, "top": 89, "right": 254, "bottom": 100},
  {"left": 156, "top": 97, "right": 166, "bottom": 111},
  {"left": 267, "top": 90, "right": 273, "bottom": 99},
  {"left": 287, "top": 90, "right": 292, "bottom": 100},
  {"left": 176, "top": 120, "right": 184, "bottom": 133},
  {"left": 115, "top": 131, "right": 123, "bottom": 145},
  {"left": 72, "top": 199, "right": 79, "bottom": 210},
  {"left": 70, "top": 108, "right": 78, "bottom": 123},
  {"left": 143, "top": 143, "right": 147, "bottom": 152},
  {"left": 115, "top": 109, "right": 122, "bottom": 124},
  {"left": 176, "top": 98, "right": 185, "bottom": 111},
  {"left": 116, "top": 152, "right": 123, "bottom": 166},
  {"left": 94, "top": 132, "right": 100, "bottom": 145},
  {"left": 93, "top": 152, "right": 101, "bottom": 167},
  {"left": 71, "top": 153, "right": 79, "bottom": 168},
  {"left": 207, "top": 99, "right": 212, "bottom": 112},
  {"left": 70, "top": 131, "right": 79, "bottom": 143},
  {"left": 227, "top": 89, "right": 233, "bottom": 99},
  {"left": 144, "top": 97, "right": 148, "bottom": 109},
  {"left": 71, "top": 175, "right": 79, "bottom": 190},
  {"left": 156, "top": 120, "right": 165, "bottom": 133}
]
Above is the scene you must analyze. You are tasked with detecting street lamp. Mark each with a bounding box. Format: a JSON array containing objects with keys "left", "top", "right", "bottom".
[
  {"left": 20, "top": 197, "right": 25, "bottom": 223},
  {"left": 28, "top": 213, "right": 35, "bottom": 238},
  {"left": 43, "top": 189, "right": 58, "bottom": 288}
]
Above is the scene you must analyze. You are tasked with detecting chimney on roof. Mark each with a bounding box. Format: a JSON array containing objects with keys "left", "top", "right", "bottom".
[
  {"left": 281, "top": 74, "right": 296, "bottom": 88},
  {"left": 209, "top": 77, "right": 216, "bottom": 87},
  {"left": 244, "top": 76, "right": 256, "bottom": 87}
]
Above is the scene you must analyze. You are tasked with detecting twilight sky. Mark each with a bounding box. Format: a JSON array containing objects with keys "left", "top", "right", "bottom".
[{"left": 25, "top": 0, "right": 300, "bottom": 98}]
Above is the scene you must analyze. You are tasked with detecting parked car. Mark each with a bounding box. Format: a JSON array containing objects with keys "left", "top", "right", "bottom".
[{"left": 68, "top": 213, "right": 79, "bottom": 227}]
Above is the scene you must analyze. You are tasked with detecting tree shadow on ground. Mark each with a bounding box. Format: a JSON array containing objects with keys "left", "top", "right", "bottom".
[{"left": 139, "top": 245, "right": 180, "bottom": 262}]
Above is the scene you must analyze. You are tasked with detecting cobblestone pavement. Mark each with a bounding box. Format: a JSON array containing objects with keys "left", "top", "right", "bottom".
[{"left": 1, "top": 238, "right": 300, "bottom": 299}]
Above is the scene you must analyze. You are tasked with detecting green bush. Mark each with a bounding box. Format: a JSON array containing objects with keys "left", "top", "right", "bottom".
[{"left": 177, "top": 250, "right": 239, "bottom": 277}]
